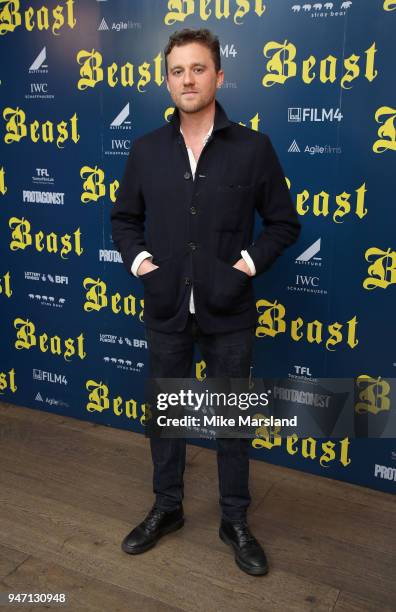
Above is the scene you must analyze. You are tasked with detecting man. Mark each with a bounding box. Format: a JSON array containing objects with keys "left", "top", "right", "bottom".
[{"left": 111, "top": 28, "right": 301, "bottom": 576}]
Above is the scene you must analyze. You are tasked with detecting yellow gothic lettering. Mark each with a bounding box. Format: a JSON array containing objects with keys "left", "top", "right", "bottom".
[
  {"left": 76, "top": 50, "right": 164, "bottom": 91},
  {"left": 83, "top": 277, "right": 144, "bottom": 321},
  {"left": 2, "top": 107, "right": 79, "bottom": 148},
  {"left": 0, "top": 271, "right": 12, "bottom": 297},
  {"left": 80, "top": 165, "right": 119, "bottom": 204},
  {"left": 294, "top": 181, "right": 368, "bottom": 223},
  {"left": 383, "top": 0, "right": 396, "bottom": 10},
  {"left": 355, "top": 375, "right": 391, "bottom": 415},
  {"left": 0, "top": 0, "right": 76, "bottom": 35},
  {"left": 363, "top": 247, "right": 396, "bottom": 289},
  {"left": 373, "top": 106, "right": 396, "bottom": 153},
  {"left": 262, "top": 40, "right": 378, "bottom": 89},
  {"left": 255, "top": 299, "right": 359, "bottom": 351},
  {"left": 0, "top": 166, "right": 7, "bottom": 195},
  {"left": 8, "top": 217, "right": 83, "bottom": 258},
  {"left": 85, "top": 379, "right": 146, "bottom": 423},
  {"left": 0, "top": 368, "right": 17, "bottom": 394},
  {"left": 14, "top": 318, "right": 86, "bottom": 360}
]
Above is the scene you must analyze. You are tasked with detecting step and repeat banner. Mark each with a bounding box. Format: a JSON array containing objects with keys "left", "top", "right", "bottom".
[{"left": 0, "top": 0, "right": 395, "bottom": 494}]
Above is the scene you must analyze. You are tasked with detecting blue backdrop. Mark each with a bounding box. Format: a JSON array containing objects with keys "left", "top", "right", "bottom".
[{"left": 1, "top": 0, "right": 395, "bottom": 494}]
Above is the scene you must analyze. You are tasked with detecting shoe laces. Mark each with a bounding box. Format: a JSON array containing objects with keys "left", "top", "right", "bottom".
[
  {"left": 142, "top": 506, "right": 165, "bottom": 532},
  {"left": 231, "top": 521, "right": 257, "bottom": 546}
]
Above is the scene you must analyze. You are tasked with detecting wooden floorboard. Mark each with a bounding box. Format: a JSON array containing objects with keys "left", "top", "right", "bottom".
[{"left": 0, "top": 402, "right": 394, "bottom": 611}]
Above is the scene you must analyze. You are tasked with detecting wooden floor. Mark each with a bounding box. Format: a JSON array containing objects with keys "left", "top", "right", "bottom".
[{"left": 0, "top": 403, "right": 395, "bottom": 612}]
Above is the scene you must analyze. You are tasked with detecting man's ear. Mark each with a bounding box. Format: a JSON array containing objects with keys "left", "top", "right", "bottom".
[
  {"left": 216, "top": 69, "right": 224, "bottom": 88},
  {"left": 166, "top": 77, "right": 170, "bottom": 93}
]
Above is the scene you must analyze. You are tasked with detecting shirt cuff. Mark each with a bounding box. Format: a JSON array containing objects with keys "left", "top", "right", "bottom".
[
  {"left": 131, "top": 251, "right": 153, "bottom": 277},
  {"left": 241, "top": 250, "right": 256, "bottom": 276}
]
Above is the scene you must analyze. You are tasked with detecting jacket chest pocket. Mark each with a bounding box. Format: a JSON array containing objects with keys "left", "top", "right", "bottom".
[{"left": 214, "top": 183, "right": 255, "bottom": 231}]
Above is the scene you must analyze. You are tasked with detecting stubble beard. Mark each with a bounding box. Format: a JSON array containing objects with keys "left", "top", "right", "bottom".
[{"left": 176, "top": 91, "right": 216, "bottom": 115}]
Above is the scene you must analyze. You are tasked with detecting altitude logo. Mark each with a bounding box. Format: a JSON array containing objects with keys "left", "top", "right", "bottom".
[
  {"left": 110, "top": 103, "right": 131, "bottom": 131},
  {"left": 26, "top": 47, "right": 53, "bottom": 100},
  {"left": 295, "top": 238, "right": 322, "bottom": 267},
  {"left": 288, "top": 239, "right": 326, "bottom": 294},
  {"left": 29, "top": 47, "right": 48, "bottom": 74}
]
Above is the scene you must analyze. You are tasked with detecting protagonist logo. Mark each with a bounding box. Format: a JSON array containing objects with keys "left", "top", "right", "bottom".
[
  {"left": 262, "top": 41, "right": 378, "bottom": 89},
  {"left": 363, "top": 247, "right": 396, "bottom": 290},
  {"left": 80, "top": 165, "right": 119, "bottom": 204},
  {"left": 355, "top": 376, "right": 391, "bottom": 415}
]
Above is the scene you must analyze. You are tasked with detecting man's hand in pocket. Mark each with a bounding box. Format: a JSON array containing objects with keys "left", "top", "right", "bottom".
[
  {"left": 232, "top": 258, "right": 252, "bottom": 276},
  {"left": 137, "top": 259, "right": 159, "bottom": 276}
]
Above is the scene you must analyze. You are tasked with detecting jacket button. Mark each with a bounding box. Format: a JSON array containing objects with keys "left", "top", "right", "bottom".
[
  {"left": 184, "top": 171, "right": 191, "bottom": 180},
  {"left": 190, "top": 206, "right": 197, "bottom": 214},
  {"left": 188, "top": 241, "right": 197, "bottom": 250},
  {"left": 185, "top": 277, "right": 191, "bottom": 285}
]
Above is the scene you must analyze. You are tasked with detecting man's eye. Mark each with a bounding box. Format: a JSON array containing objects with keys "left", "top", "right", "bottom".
[
  {"left": 173, "top": 70, "right": 182, "bottom": 76},
  {"left": 194, "top": 68, "right": 203, "bottom": 73}
]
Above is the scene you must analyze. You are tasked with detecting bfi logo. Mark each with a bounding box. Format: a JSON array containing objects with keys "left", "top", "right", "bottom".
[
  {"left": 133, "top": 339, "right": 147, "bottom": 349},
  {"left": 55, "top": 276, "right": 68, "bottom": 284}
]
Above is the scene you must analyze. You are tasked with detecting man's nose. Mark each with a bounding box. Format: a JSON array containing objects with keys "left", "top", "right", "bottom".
[{"left": 183, "top": 69, "right": 194, "bottom": 86}]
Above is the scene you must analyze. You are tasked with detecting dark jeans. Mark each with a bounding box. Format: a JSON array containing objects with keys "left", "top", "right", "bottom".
[{"left": 146, "top": 314, "right": 255, "bottom": 522}]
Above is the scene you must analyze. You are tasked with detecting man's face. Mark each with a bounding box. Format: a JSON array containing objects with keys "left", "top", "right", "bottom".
[{"left": 166, "top": 42, "right": 224, "bottom": 114}]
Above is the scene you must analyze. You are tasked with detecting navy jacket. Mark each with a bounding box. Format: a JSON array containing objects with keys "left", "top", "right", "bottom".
[{"left": 110, "top": 101, "right": 301, "bottom": 333}]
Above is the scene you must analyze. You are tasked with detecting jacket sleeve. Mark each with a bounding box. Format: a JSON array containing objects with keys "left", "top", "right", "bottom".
[
  {"left": 245, "top": 134, "right": 301, "bottom": 276},
  {"left": 110, "top": 142, "right": 148, "bottom": 274}
]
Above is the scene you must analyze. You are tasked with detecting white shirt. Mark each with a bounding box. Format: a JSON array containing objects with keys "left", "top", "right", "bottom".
[{"left": 131, "top": 126, "right": 256, "bottom": 313}]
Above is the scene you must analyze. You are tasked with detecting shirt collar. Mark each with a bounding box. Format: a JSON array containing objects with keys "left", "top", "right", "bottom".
[
  {"left": 170, "top": 99, "right": 231, "bottom": 140},
  {"left": 180, "top": 124, "right": 213, "bottom": 145}
]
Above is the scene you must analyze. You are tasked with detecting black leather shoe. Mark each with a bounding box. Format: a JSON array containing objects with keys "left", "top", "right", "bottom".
[
  {"left": 219, "top": 519, "right": 268, "bottom": 575},
  {"left": 121, "top": 505, "right": 184, "bottom": 555}
]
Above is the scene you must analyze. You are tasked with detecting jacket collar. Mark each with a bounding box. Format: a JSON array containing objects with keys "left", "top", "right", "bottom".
[{"left": 170, "top": 99, "right": 231, "bottom": 139}]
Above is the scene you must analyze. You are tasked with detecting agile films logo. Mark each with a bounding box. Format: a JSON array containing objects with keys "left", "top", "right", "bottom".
[
  {"left": 26, "top": 47, "right": 54, "bottom": 100},
  {"left": 288, "top": 139, "right": 342, "bottom": 155},
  {"left": 287, "top": 238, "right": 327, "bottom": 295}
]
